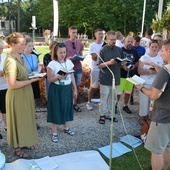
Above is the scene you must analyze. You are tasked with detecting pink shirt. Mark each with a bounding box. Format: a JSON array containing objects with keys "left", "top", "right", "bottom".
[{"left": 65, "top": 39, "right": 83, "bottom": 70}]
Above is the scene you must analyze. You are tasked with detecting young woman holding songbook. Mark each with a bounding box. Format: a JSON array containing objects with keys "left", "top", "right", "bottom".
[
  {"left": 137, "top": 40, "right": 164, "bottom": 141},
  {"left": 47, "top": 42, "right": 77, "bottom": 143}
]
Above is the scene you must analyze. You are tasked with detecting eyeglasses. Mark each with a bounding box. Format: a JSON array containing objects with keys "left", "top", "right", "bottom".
[
  {"left": 57, "top": 42, "right": 66, "bottom": 47},
  {"left": 72, "top": 42, "right": 76, "bottom": 49}
]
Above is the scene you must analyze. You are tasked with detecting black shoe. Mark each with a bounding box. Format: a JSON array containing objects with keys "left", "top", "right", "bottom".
[
  {"left": 113, "top": 117, "right": 118, "bottom": 122},
  {"left": 105, "top": 117, "right": 118, "bottom": 122},
  {"left": 130, "top": 97, "right": 134, "bottom": 105},
  {"left": 123, "top": 106, "right": 132, "bottom": 114},
  {"left": 115, "top": 105, "right": 118, "bottom": 114},
  {"left": 0, "top": 134, "right": 3, "bottom": 139}
]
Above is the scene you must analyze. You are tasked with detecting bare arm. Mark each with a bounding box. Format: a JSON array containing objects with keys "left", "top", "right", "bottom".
[
  {"left": 0, "top": 70, "right": 4, "bottom": 77},
  {"left": 98, "top": 59, "right": 117, "bottom": 68},
  {"left": 71, "top": 73, "right": 77, "bottom": 98},
  {"left": 144, "top": 61, "right": 162, "bottom": 72},
  {"left": 91, "top": 53, "right": 97, "bottom": 61},
  {"left": 138, "top": 61, "right": 157, "bottom": 75},
  {"left": 136, "top": 85, "right": 163, "bottom": 100},
  {"left": 6, "top": 77, "right": 40, "bottom": 89},
  {"left": 47, "top": 67, "right": 65, "bottom": 83}
]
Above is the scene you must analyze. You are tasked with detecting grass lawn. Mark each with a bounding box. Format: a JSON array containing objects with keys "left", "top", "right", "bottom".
[
  {"left": 101, "top": 145, "right": 151, "bottom": 170},
  {"left": 3, "top": 46, "right": 49, "bottom": 63},
  {"left": 3, "top": 46, "right": 89, "bottom": 63}
]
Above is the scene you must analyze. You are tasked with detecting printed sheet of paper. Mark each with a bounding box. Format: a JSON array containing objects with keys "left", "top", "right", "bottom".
[
  {"left": 98, "top": 142, "right": 132, "bottom": 158},
  {"left": 34, "top": 156, "right": 58, "bottom": 170},
  {"left": 120, "top": 134, "right": 143, "bottom": 148}
]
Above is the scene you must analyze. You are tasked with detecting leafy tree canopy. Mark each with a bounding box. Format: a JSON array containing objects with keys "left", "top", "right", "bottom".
[{"left": 0, "top": 0, "right": 169, "bottom": 37}]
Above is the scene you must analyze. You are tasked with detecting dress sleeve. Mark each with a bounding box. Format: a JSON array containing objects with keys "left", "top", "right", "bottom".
[{"left": 3, "top": 57, "right": 17, "bottom": 79}]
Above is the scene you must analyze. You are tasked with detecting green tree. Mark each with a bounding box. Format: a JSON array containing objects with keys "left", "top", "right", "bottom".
[
  {"left": 1, "top": 0, "right": 169, "bottom": 37},
  {"left": 151, "top": 2, "right": 170, "bottom": 33}
]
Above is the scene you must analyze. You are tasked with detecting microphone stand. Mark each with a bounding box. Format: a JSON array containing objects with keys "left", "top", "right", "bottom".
[{"left": 96, "top": 53, "right": 115, "bottom": 170}]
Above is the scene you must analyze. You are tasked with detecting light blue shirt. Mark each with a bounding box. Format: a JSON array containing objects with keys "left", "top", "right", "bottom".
[{"left": 22, "top": 54, "right": 38, "bottom": 74}]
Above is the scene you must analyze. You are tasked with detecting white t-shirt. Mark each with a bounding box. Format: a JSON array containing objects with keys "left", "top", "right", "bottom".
[
  {"left": 47, "top": 59, "right": 74, "bottom": 85},
  {"left": 0, "top": 54, "right": 8, "bottom": 90},
  {"left": 140, "top": 54, "right": 164, "bottom": 84},
  {"left": 140, "top": 37, "right": 151, "bottom": 51},
  {"left": 115, "top": 40, "right": 124, "bottom": 48},
  {"left": 89, "top": 42, "right": 103, "bottom": 71}
]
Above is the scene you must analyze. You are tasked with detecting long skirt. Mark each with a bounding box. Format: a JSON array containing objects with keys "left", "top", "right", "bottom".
[{"left": 47, "top": 83, "right": 74, "bottom": 125}]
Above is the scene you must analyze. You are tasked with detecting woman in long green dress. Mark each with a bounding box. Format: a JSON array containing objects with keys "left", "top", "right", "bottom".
[{"left": 3, "top": 32, "right": 40, "bottom": 158}]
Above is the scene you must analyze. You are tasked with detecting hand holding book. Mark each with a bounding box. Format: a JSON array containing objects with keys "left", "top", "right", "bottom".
[
  {"left": 126, "top": 75, "right": 145, "bottom": 85},
  {"left": 57, "top": 69, "right": 74, "bottom": 76},
  {"left": 73, "top": 54, "right": 85, "bottom": 61},
  {"left": 114, "top": 57, "right": 128, "bottom": 63}
]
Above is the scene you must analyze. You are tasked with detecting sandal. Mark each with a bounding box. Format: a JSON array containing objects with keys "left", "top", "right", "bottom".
[
  {"left": 64, "top": 128, "right": 74, "bottom": 136},
  {"left": 73, "top": 104, "right": 82, "bottom": 112},
  {"left": 13, "top": 148, "right": 31, "bottom": 159},
  {"left": 22, "top": 146, "right": 35, "bottom": 150},
  {"left": 99, "top": 116, "right": 105, "bottom": 124},
  {"left": 52, "top": 135, "right": 59, "bottom": 143}
]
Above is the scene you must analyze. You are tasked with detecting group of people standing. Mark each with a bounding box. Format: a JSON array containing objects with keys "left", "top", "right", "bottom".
[
  {"left": 85, "top": 28, "right": 170, "bottom": 169},
  {"left": 0, "top": 26, "right": 170, "bottom": 170},
  {"left": 0, "top": 26, "right": 85, "bottom": 158}
]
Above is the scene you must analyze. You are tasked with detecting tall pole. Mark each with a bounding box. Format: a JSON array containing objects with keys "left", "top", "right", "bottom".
[
  {"left": 31, "top": 16, "right": 36, "bottom": 42},
  {"left": 158, "top": 0, "right": 164, "bottom": 20},
  {"left": 17, "top": 0, "right": 21, "bottom": 31},
  {"left": 141, "top": 0, "right": 146, "bottom": 37},
  {"left": 8, "top": 0, "right": 11, "bottom": 33},
  {"left": 53, "top": 0, "right": 58, "bottom": 40}
]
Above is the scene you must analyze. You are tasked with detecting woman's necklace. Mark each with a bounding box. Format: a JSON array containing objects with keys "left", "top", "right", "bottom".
[
  {"left": 23, "top": 54, "right": 34, "bottom": 72},
  {"left": 58, "top": 60, "right": 67, "bottom": 71}
]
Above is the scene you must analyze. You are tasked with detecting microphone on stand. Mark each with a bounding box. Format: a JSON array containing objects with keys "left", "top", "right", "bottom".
[{"left": 95, "top": 52, "right": 116, "bottom": 170}]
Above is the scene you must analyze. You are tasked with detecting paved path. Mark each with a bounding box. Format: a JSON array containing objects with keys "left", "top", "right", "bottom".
[{"left": 0, "top": 89, "right": 141, "bottom": 163}]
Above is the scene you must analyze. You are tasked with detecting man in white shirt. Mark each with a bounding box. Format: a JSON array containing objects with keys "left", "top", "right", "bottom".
[
  {"left": 115, "top": 31, "right": 124, "bottom": 48},
  {"left": 86, "top": 28, "right": 104, "bottom": 110},
  {"left": 140, "top": 28, "right": 153, "bottom": 51}
]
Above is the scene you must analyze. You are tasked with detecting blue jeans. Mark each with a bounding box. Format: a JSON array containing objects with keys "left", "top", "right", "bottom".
[{"left": 74, "top": 69, "right": 82, "bottom": 86}]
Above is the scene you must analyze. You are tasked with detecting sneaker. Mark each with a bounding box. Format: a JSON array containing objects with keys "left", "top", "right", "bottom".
[
  {"left": 51, "top": 135, "right": 59, "bottom": 143},
  {"left": 123, "top": 106, "right": 132, "bottom": 114},
  {"left": 64, "top": 128, "right": 74, "bottom": 136},
  {"left": 86, "top": 102, "right": 93, "bottom": 110}
]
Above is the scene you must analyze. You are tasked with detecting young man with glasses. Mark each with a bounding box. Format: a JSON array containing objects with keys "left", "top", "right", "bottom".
[
  {"left": 65, "top": 26, "right": 84, "bottom": 112},
  {"left": 98, "top": 31, "right": 124, "bottom": 124}
]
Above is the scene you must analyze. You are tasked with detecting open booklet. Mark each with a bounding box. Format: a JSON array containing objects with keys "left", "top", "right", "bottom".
[
  {"left": 126, "top": 75, "right": 146, "bottom": 85},
  {"left": 28, "top": 73, "right": 47, "bottom": 79},
  {"left": 73, "top": 54, "right": 85, "bottom": 60},
  {"left": 115, "top": 57, "right": 128, "bottom": 63},
  {"left": 57, "top": 69, "right": 74, "bottom": 76}
]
